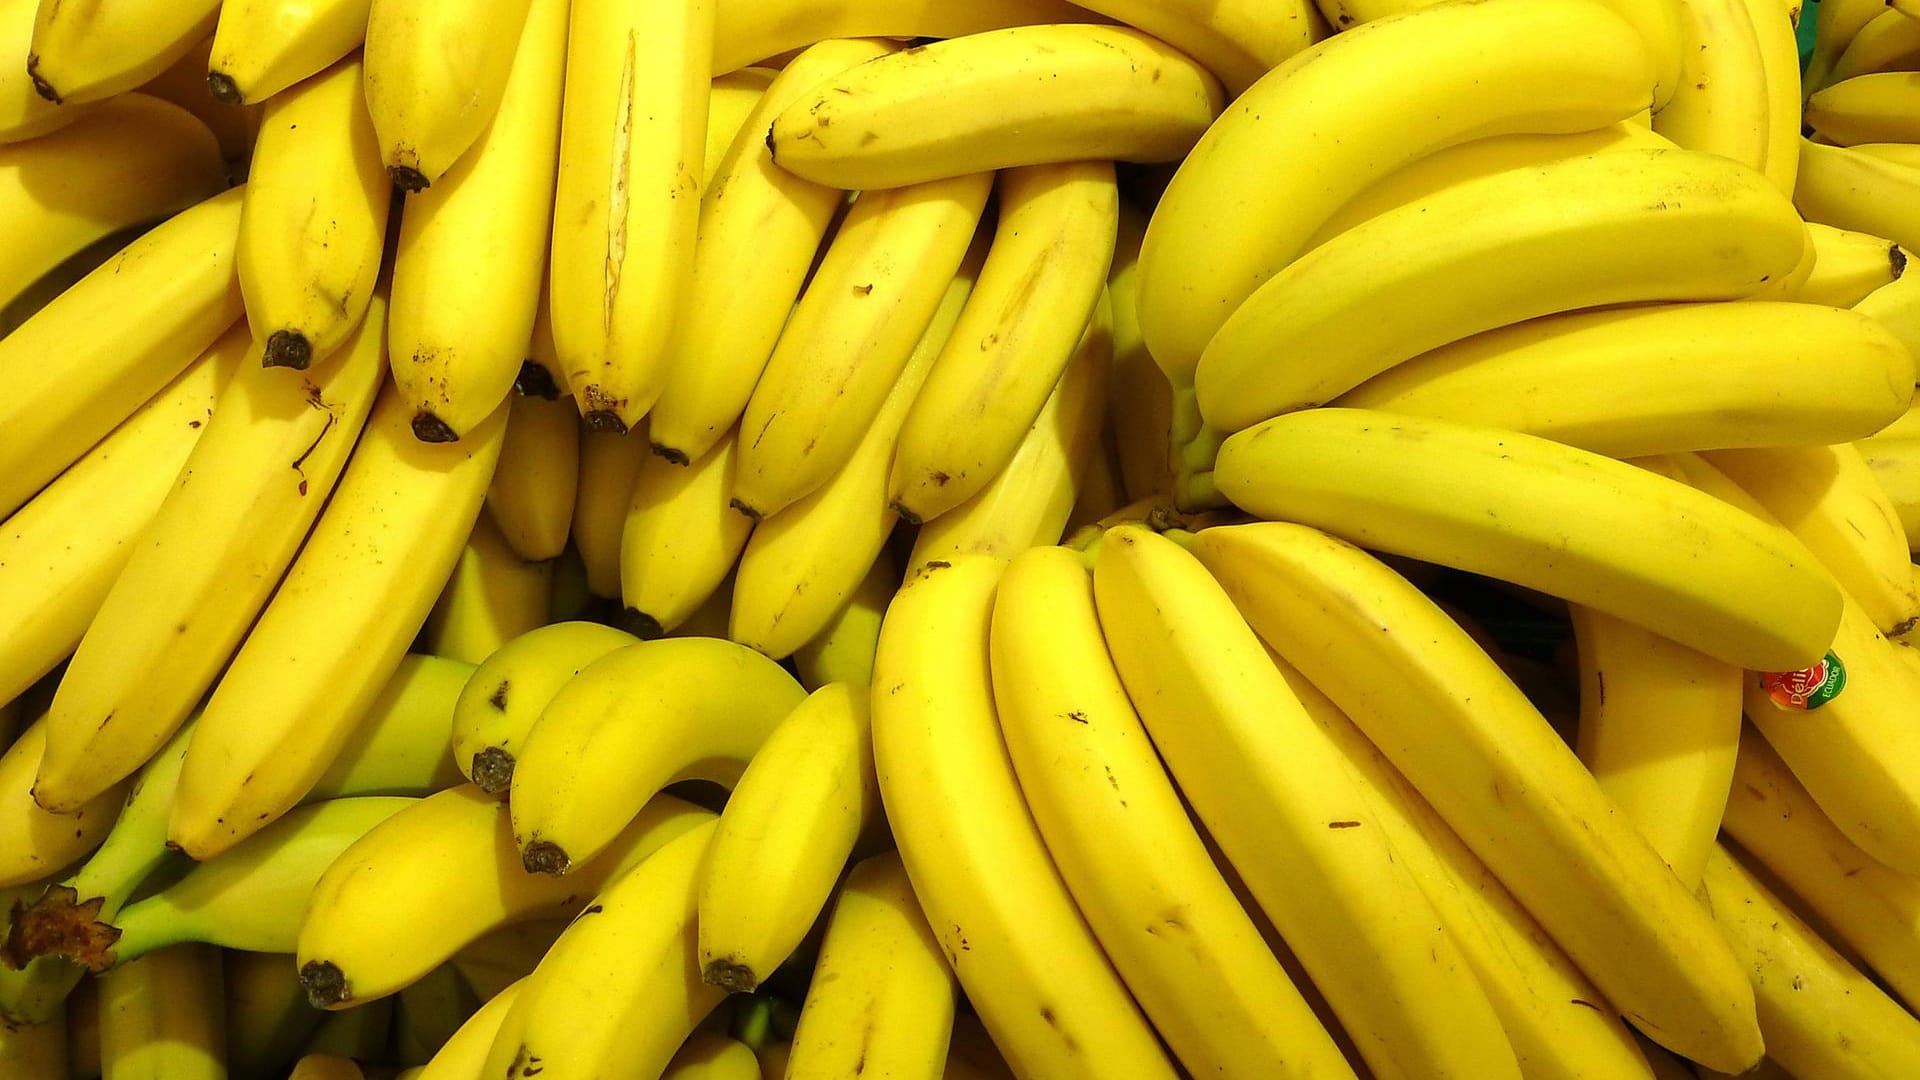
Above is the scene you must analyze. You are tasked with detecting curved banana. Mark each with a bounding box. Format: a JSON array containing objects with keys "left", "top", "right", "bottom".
[
  {"left": 0, "top": 94, "right": 225, "bottom": 310},
  {"left": 421, "top": 514, "right": 554, "bottom": 666},
  {"left": 361, "top": 0, "right": 535, "bottom": 189},
  {"left": 31, "top": 294, "right": 387, "bottom": 813},
  {"left": 730, "top": 171, "right": 994, "bottom": 520},
  {"left": 1798, "top": 223, "right": 1906, "bottom": 306},
  {"left": 1197, "top": 148, "right": 1807, "bottom": 439},
  {"left": 697, "top": 684, "right": 879, "bottom": 993},
  {"left": 768, "top": 26, "right": 1222, "bottom": 191},
  {"left": 96, "top": 944, "right": 225, "bottom": 1080},
  {"left": 785, "top": 852, "right": 954, "bottom": 1080},
  {"left": 1065, "top": 0, "right": 1322, "bottom": 96},
  {"left": 0, "top": 719, "right": 123, "bottom": 889},
  {"left": 791, "top": 552, "right": 894, "bottom": 691},
  {"left": 1188, "top": 521, "right": 1765, "bottom": 1071},
  {"left": 1803, "top": 0, "right": 1887, "bottom": 92},
  {"left": 1335, "top": 301, "right": 1914, "bottom": 459},
  {"left": 571, "top": 426, "right": 647, "bottom": 598},
  {"left": 619, "top": 431, "right": 753, "bottom": 636},
  {"left": 1650, "top": 0, "right": 1768, "bottom": 172},
  {"left": 0, "top": 184, "right": 243, "bottom": 522},
  {"left": 486, "top": 386, "right": 579, "bottom": 562},
  {"left": 711, "top": 0, "right": 1090, "bottom": 73},
  {"left": 509, "top": 637, "right": 807, "bottom": 874},
  {"left": 1807, "top": 72, "right": 1920, "bottom": 146},
  {"left": 645, "top": 39, "right": 897, "bottom": 466},
  {"left": 1794, "top": 139, "right": 1920, "bottom": 251},
  {"left": 1738, "top": 0, "right": 1799, "bottom": 196},
  {"left": 996, "top": 544, "right": 1388, "bottom": 1079},
  {"left": 388, "top": 0, "right": 565, "bottom": 443},
  {"left": 239, "top": 55, "right": 389, "bottom": 371},
  {"left": 887, "top": 163, "right": 1116, "bottom": 523},
  {"left": 225, "top": 950, "right": 327, "bottom": 1079},
  {"left": 307, "top": 654, "right": 476, "bottom": 798},
  {"left": 1214, "top": 409, "right": 1842, "bottom": 671},
  {"left": 1135, "top": 0, "right": 1657, "bottom": 381},
  {"left": 870, "top": 555, "right": 1178, "bottom": 1079},
  {"left": 0, "top": 323, "right": 241, "bottom": 709},
  {"left": 1829, "top": 9, "right": 1920, "bottom": 86},
  {"left": 25, "top": 0, "right": 219, "bottom": 105},
  {"left": 548, "top": 0, "right": 713, "bottom": 432},
  {"left": 0, "top": 0, "right": 80, "bottom": 143},
  {"left": 416, "top": 977, "right": 520, "bottom": 1080},
  {"left": 207, "top": 0, "right": 373, "bottom": 104},
  {"left": 449, "top": 621, "right": 638, "bottom": 794},
  {"left": 167, "top": 387, "right": 506, "bottom": 860},
  {"left": 297, "top": 786, "right": 712, "bottom": 1008}
]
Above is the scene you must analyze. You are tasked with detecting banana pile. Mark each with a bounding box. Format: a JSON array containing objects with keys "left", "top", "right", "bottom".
[{"left": 4, "top": 0, "right": 1920, "bottom": 1075}]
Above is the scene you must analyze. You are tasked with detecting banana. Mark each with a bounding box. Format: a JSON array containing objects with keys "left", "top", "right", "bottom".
[
  {"left": 1135, "top": 0, "right": 1657, "bottom": 382},
  {"left": 0, "top": 1008, "right": 64, "bottom": 1078},
  {"left": 1567, "top": 604, "right": 1740, "bottom": 888},
  {"left": 298, "top": 786, "right": 712, "bottom": 1008},
  {"left": 1896, "top": 0, "right": 1920, "bottom": 19},
  {"left": 238, "top": 55, "right": 390, "bottom": 371},
  {"left": 1188, "top": 521, "right": 1764, "bottom": 1071},
  {"left": 548, "top": 0, "right": 713, "bottom": 433},
  {"left": 996, "top": 544, "right": 1396, "bottom": 1078},
  {"left": 785, "top": 852, "right": 955, "bottom": 1080},
  {"left": 702, "top": 68, "right": 775, "bottom": 186},
  {"left": 725, "top": 230, "right": 985, "bottom": 660},
  {"left": 1104, "top": 203, "right": 1175, "bottom": 504},
  {"left": 449, "top": 621, "right": 638, "bottom": 794},
  {"left": 665, "top": 1032, "right": 760, "bottom": 1080},
  {"left": 618, "top": 431, "right": 754, "bottom": 637},
  {"left": 1858, "top": 438, "right": 1920, "bottom": 546},
  {"left": 0, "top": 322, "right": 241, "bottom": 709},
  {"left": 0, "top": 0, "right": 79, "bottom": 142},
  {"left": 1739, "top": 0, "right": 1802, "bottom": 192},
  {"left": 416, "top": 977, "right": 520, "bottom": 1080},
  {"left": 1651, "top": 0, "right": 1769, "bottom": 172},
  {"left": 697, "top": 684, "right": 879, "bottom": 993},
  {"left": 1798, "top": 223, "right": 1907, "bottom": 306},
  {"left": 225, "top": 950, "right": 327, "bottom": 1080},
  {"left": 25, "top": 0, "right": 219, "bottom": 105},
  {"left": 0, "top": 94, "right": 225, "bottom": 310},
  {"left": 710, "top": 0, "right": 1091, "bottom": 73},
  {"left": 388, "top": 0, "right": 565, "bottom": 443},
  {"left": 393, "top": 963, "right": 479, "bottom": 1066},
  {"left": 1828, "top": 8, "right": 1920, "bottom": 86},
  {"left": 1214, "top": 409, "right": 1841, "bottom": 671},
  {"left": 207, "top": 0, "right": 373, "bottom": 104},
  {"left": 0, "top": 718, "right": 123, "bottom": 889},
  {"left": 422, "top": 514, "right": 555, "bottom": 666},
  {"left": 361, "top": 0, "right": 535, "bottom": 189},
  {"left": 1063, "top": 0, "right": 1323, "bottom": 96},
  {"left": 96, "top": 944, "right": 225, "bottom": 1080},
  {"left": 870, "top": 554, "right": 1178, "bottom": 1079},
  {"left": 0, "top": 184, "right": 243, "bottom": 522},
  {"left": 447, "top": 920, "right": 563, "bottom": 1002},
  {"left": 887, "top": 163, "right": 1116, "bottom": 523},
  {"left": 486, "top": 385, "right": 580, "bottom": 562},
  {"left": 480, "top": 821, "right": 727, "bottom": 1080},
  {"left": 1803, "top": 0, "right": 1888, "bottom": 92},
  {"left": 31, "top": 293, "right": 387, "bottom": 813},
  {"left": 768, "top": 26, "right": 1222, "bottom": 191},
  {"left": 289, "top": 1053, "right": 366, "bottom": 1080},
  {"left": 166, "top": 386, "right": 506, "bottom": 860},
  {"left": 572, "top": 426, "right": 648, "bottom": 597},
  {"left": 1701, "top": 842, "right": 1920, "bottom": 1078},
  {"left": 1794, "top": 139, "right": 1920, "bottom": 251},
  {"left": 1195, "top": 149, "right": 1807, "bottom": 442},
  {"left": 903, "top": 294, "right": 1111, "bottom": 571},
  {"left": 137, "top": 35, "right": 258, "bottom": 172},
  {"left": 1807, "top": 72, "right": 1920, "bottom": 145},
  {"left": 509, "top": 638, "right": 806, "bottom": 874},
  {"left": 646, "top": 39, "right": 898, "bottom": 466},
  {"left": 730, "top": 171, "right": 993, "bottom": 521},
  {"left": 791, "top": 553, "right": 895, "bottom": 691},
  {"left": 1334, "top": 301, "right": 1914, "bottom": 459}
]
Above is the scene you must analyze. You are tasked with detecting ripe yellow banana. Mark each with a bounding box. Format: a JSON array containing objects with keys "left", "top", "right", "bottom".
[
  {"left": 1196, "top": 148, "right": 1807, "bottom": 438},
  {"left": 361, "top": 0, "right": 534, "bottom": 189},
  {"left": 1828, "top": 9, "right": 1920, "bottom": 85},
  {"left": 96, "top": 945, "right": 225, "bottom": 1080},
  {"left": 645, "top": 39, "right": 897, "bottom": 466},
  {"left": 1136, "top": 0, "right": 1657, "bottom": 381},
  {"left": 663, "top": 1033, "right": 759, "bottom": 1080},
  {"left": 416, "top": 977, "right": 520, "bottom": 1080},
  {"left": 307, "top": 654, "right": 476, "bottom": 798},
  {"left": 0, "top": 94, "right": 225, "bottom": 310},
  {"left": 730, "top": 171, "right": 993, "bottom": 520},
  {"left": 1104, "top": 202, "right": 1175, "bottom": 504},
  {"left": 887, "top": 162, "right": 1116, "bottom": 523},
  {"left": 785, "top": 852, "right": 955, "bottom": 1080},
  {"left": 619, "top": 432, "right": 754, "bottom": 636},
  {"left": 1858, "top": 438, "right": 1920, "bottom": 546},
  {"left": 570, "top": 427, "right": 646, "bottom": 597},
  {"left": 298, "top": 786, "right": 712, "bottom": 1008},
  {"left": 548, "top": 0, "right": 713, "bottom": 432},
  {"left": 0, "top": 184, "right": 243, "bottom": 522},
  {"left": 25, "top": 0, "right": 219, "bottom": 105},
  {"left": 1065, "top": 0, "right": 1323, "bottom": 96},
  {"left": 697, "top": 683, "right": 878, "bottom": 993},
  {"left": 167, "top": 387, "right": 506, "bottom": 860},
  {"left": 225, "top": 950, "right": 326, "bottom": 1079},
  {"left": 31, "top": 294, "right": 387, "bottom": 813},
  {"left": 0, "top": 323, "right": 241, "bottom": 708},
  {"left": 1807, "top": 72, "right": 1920, "bottom": 145},
  {"left": 870, "top": 555, "right": 1178, "bottom": 1079},
  {"left": 1651, "top": 0, "right": 1769, "bottom": 172},
  {"left": 509, "top": 637, "right": 807, "bottom": 874},
  {"left": 0, "top": 718, "right": 123, "bottom": 888},
  {"left": 1803, "top": 0, "right": 1887, "bottom": 92},
  {"left": 1335, "top": 301, "right": 1914, "bottom": 459},
  {"left": 449, "top": 620, "right": 638, "bottom": 794},
  {"left": 791, "top": 552, "right": 895, "bottom": 691},
  {"left": 1188, "top": 521, "right": 1765, "bottom": 1071},
  {"left": 0, "top": 0, "right": 78, "bottom": 142},
  {"left": 1797, "top": 222, "right": 1906, "bottom": 306},
  {"left": 207, "top": 0, "right": 371, "bottom": 104},
  {"left": 710, "top": 0, "right": 1090, "bottom": 73},
  {"left": 1214, "top": 409, "right": 1842, "bottom": 671},
  {"left": 768, "top": 26, "right": 1222, "bottom": 191},
  {"left": 485, "top": 385, "right": 579, "bottom": 562},
  {"left": 1794, "top": 138, "right": 1920, "bottom": 251},
  {"left": 997, "top": 544, "right": 1390, "bottom": 1079},
  {"left": 421, "top": 514, "right": 554, "bottom": 666},
  {"left": 701, "top": 68, "right": 774, "bottom": 187},
  {"left": 1742, "top": 0, "right": 1804, "bottom": 191}
]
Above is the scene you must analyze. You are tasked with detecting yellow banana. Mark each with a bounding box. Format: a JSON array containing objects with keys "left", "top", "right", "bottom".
[
  {"left": 548, "top": 0, "right": 713, "bottom": 432},
  {"left": 0, "top": 1007, "right": 64, "bottom": 1079},
  {"left": 570, "top": 426, "right": 647, "bottom": 598},
  {"left": 791, "top": 552, "right": 895, "bottom": 691},
  {"left": 664, "top": 1033, "right": 759, "bottom": 1080},
  {"left": 1794, "top": 138, "right": 1920, "bottom": 251},
  {"left": 26, "top": 0, "right": 219, "bottom": 105},
  {"left": 225, "top": 950, "right": 327, "bottom": 1079},
  {"left": 1063, "top": 0, "right": 1323, "bottom": 96},
  {"left": 767, "top": 26, "right": 1222, "bottom": 191},
  {"left": 421, "top": 513, "right": 554, "bottom": 666},
  {"left": 166, "top": 387, "right": 506, "bottom": 860},
  {"left": 388, "top": 0, "right": 566, "bottom": 443},
  {"left": 509, "top": 637, "right": 806, "bottom": 874},
  {"left": 486, "top": 385, "right": 579, "bottom": 562},
  {"left": 361, "top": 0, "right": 535, "bottom": 189},
  {"left": 701, "top": 68, "right": 774, "bottom": 187},
  {"left": 449, "top": 620, "right": 638, "bottom": 794},
  {"left": 1807, "top": 72, "right": 1920, "bottom": 145},
  {"left": 289, "top": 1053, "right": 366, "bottom": 1080},
  {"left": 1798, "top": 222, "right": 1906, "bottom": 306},
  {"left": 618, "top": 431, "right": 753, "bottom": 637},
  {"left": 416, "top": 977, "right": 521, "bottom": 1080},
  {"left": 1828, "top": 9, "right": 1920, "bottom": 85},
  {"left": 1651, "top": 0, "right": 1769, "bottom": 171},
  {"left": 0, "top": 184, "right": 243, "bottom": 522},
  {"left": 785, "top": 852, "right": 956, "bottom": 1080},
  {"left": 96, "top": 945, "right": 225, "bottom": 1080},
  {"left": 1104, "top": 202, "right": 1175, "bottom": 504},
  {"left": 710, "top": 0, "right": 1090, "bottom": 73},
  {"left": 1804, "top": 0, "right": 1888, "bottom": 92},
  {"left": 31, "top": 294, "right": 387, "bottom": 813},
  {"left": 0, "top": 718, "right": 123, "bottom": 889},
  {"left": 0, "top": 0, "right": 79, "bottom": 142},
  {"left": 307, "top": 654, "right": 476, "bottom": 798},
  {"left": 447, "top": 921, "right": 563, "bottom": 1002},
  {"left": 137, "top": 35, "right": 259, "bottom": 171},
  {"left": 207, "top": 0, "right": 373, "bottom": 104},
  {"left": 1858, "top": 438, "right": 1920, "bottom": 546}
]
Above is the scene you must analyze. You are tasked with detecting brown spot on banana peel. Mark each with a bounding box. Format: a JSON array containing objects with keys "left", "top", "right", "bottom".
[
  {"left": 702, "top": 958, "right": 759, "bottom": 993},
  {"left": 299, "top": 959, "right": 351, "bottom": 1008}
]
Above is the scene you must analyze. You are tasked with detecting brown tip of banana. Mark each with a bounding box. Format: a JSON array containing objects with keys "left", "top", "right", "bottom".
[
  {"left": 727, "top": 498, "right": 762, "bottom": 523},
  {"left": 299, "top": 960, "right": 350, "bottom": 1009},
  {"left": 410, "top": 412, "right": 458, "bottom": 443},
  {"left": 388, "top": 165, "right": 429, "bottom": 193},
  {"left": 471, "top": 748, "right": 516, "bottom": 794},
  {"left": 262, "top": 330, "right": 312, "bottom": 370},
  {"left": 206, "top": 71, "right": 242, "bottom": 105},
  {"left": 522, "top": 840, "right": 570, "bottom": 876},
  {"left": 582, "top": 409, "right": 627, "bottom": 435},
  {"left": 887, "top": 499, "right": 922, "bottom": 527},
  {"left": 618, "top": 608, "right": 664, "bottom": 640},
  {"left": 26, "top": 56, "right": 59, "bottom": 104},
  {"left": 650, "top": 443, "right": 690, "bottom": 466},
  {"left": 1892, "top": 245, "right": 1909, "bottom": 280},
  {"left": 515, "top": 360, "right": 561, "bottom": 400},
  {"left": 702, "top": 958, "right": 760, "bottom": 994}
]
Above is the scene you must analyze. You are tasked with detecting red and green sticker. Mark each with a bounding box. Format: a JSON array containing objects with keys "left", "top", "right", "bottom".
[{"left": 1761, "top": 651, "right": 1847, "bottom": 711}]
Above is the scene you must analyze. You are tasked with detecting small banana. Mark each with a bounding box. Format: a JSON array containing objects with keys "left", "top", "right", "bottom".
[
  {"left": 1802, "top": 0, "right": 1888, "bottom": 92},
  {"left": 449, "top": 620, "right": 639, "bottom": 795},
  {"left": 1806, "top": 72, "right": 1920, "bottom": 146},
  {"left": 1797, "top": 223, "right": 1906, "bottom": 307},
  {"left": 485, "top": 385, "right": 580, "bottom": 562},
  {"left": 207, "top": 0, "right": 373, "bottom": 104},
  {"left": 1827, "top": 8, "right": 1920, "bottom": 86},
  {"left": 1065, "top": 0, "right": 1323, "bottom": 96},
  {"left": 711, "top": 0, "right": 1090, "bottom": 73},
  {"left": 619, "top": 431, "right": 754, "bottom": 637},
  {"left": 95, "top": 945, "right": 226, "bottom": 1080},
  {"left": 421, "top": 514, "right": 555, "bottom": 666},
  {"left": 1793, "top": 139, "right": 1920, "bottom": 252},
  {"left": 1651, "top": 0, "right": 1769, "bottom": 172},
  {"left": 571, "top": 426, "right": 648, "bottom": 598},
  {"left": 361, "top": 0, "right": 536, "bottom": 189},
  {"left": 1104, "top": 202, "right": 1175, "bottom": 505},
  {"left": 26, "top": 0, "right": 220, "bottom": 105},
  {"left": 791, "top": 553, "right": 896, "bottom": 692}
]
